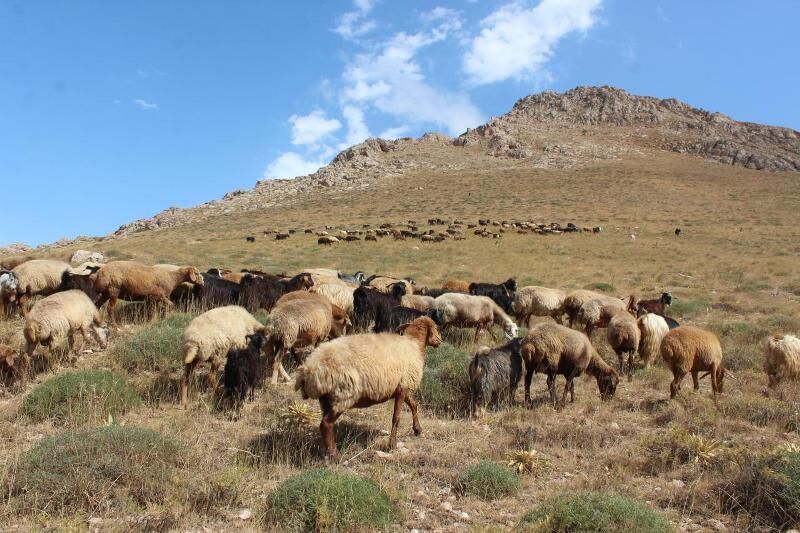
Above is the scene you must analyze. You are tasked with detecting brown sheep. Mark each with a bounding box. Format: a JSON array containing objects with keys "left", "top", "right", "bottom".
[
  {"left": 442, "top": 278, "right": 470, "bottom": 293},
  {"left": 660, "top": 326, "right": 725, "bottom": 403},
  {"left": 94, "top": 261, "right": 203, "bottom": 327},
  {"left": 607, "top": 311, "right": 641, "bottom": 377}
]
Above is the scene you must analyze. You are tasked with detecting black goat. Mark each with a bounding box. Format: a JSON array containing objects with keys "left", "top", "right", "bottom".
[
  {"left": 199, "top": 273, "right": 242, "bottom": 308},
  {"left": 374, "top": 306, "right": 426, "bottom": 333},
  {"left": 240, "top": 272, "right": 314, "bottom": 312},
  {"left": 353, "top": 285, "right": 404, "bottom": 332},
  {"left": 468, "top": 338, "right": 523, "bottom": 412},
  {"left": 469, "top": 278, "right": 516, "bottom": 314},
  {"left": 222, "top": 333, "right": 266, "bottom": 411}
]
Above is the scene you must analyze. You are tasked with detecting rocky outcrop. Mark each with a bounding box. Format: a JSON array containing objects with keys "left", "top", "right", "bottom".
[
  {"left": 70, "top": 250, "right": 107, "bottom": 265},
  {"left": 0, "top": 243, "right": 33, "bottom": 256}
]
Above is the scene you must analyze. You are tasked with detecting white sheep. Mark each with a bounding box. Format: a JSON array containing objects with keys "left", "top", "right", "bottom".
[
  {"left": 23, "top": 289, "right": 107, "bottom": 371},
  {"left": 765, "top": 334, "right": 800, "bottom": 388},
  {"left": 431, "top": 293, "right": 519, "bottom": 341},
  {"left": 263, "top": 299, "right": 350, "bottom": 384},
  {"left": 295, "top": 316, "right": 442, "bottom": 458},
  {"left": 11, "top": 259, "right": 72, "bottom": 316},
  {"left": 310, "top": 282, "right": 355, "bottom": 316},
  {"left": 180, "top": 305, "right": 264, "bottom": 406},
  {"left": 1, "top": 270, "right": 17, "bottom": 316},
  {"left": 367, "top": 276, "right": 414, "bottom": 296},
  {"left": 637, "top": 313, "right": 669, "bottom": 368},
  {"left": 401, "top": 294, "right": 434, "bottom": 312},
  {"left": 512, "top": 285, "right": 566, "bottom": 326},
  {"left": 560, "top": 289, "right": 622, "bottom": 328}
]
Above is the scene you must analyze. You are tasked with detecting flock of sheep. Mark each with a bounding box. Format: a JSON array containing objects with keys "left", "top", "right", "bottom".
[{"left": 0, "top": 255, "right": 798, "bottom": 458}]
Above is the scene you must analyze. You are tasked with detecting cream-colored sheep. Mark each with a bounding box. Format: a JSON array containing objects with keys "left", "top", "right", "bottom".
[
  {"left": 431, "top": 293, "right": 519, "bottom": 341},
  {"left": 23, "top": 290, "right": 107, "bottom": 371},
  {"left": 367, "top": 276, "right": 413, "bottom": 295},
  {"left": 402, "top": 294, "right": 434, "bottom": 312},
  {"left": 520, "top": 322, "right": 619, "bottom": 407},
  {"left": 295, "top": 316, "right": 442, "bottom": 458},
  {"left": 302, "top": 269, "right": 358, "bottom": 288},
  {"left": 765, "top": 334, "right": 800, "bottom": 388},
  {"left": 94, "top": 261, "right": 203, "bottom": 327},
  {"left": 607, "top": 311, "right": 641, "bottom": 377},
  {"left": 180, "top": 305, "right": 264, "bottom": 406},
  {"left": 560, "top": 289, "right": 624, "bottom": 328},
  {"left": 575, "top": 296, "right": 628, "bottom": 333},
  {"left": 11, "top": 259, "right": 72, "bottom": 316},
  {"left": 0, "top": 255, "right": 32, "bottom": 271},
  {"left": 310, "top": 283, "right": 355, "bottom": 316},
  {"left": 660, "top": 326, "right": 725, "bottom": 402},
  {"left": 264, "top": 299, "right": 350, "bottom": 384},
  {"left": 637, "top": 314, "right": 669, "bottom": 368},
  {"left": 512, "top": 286, "right": 566, "bottom": 326}
]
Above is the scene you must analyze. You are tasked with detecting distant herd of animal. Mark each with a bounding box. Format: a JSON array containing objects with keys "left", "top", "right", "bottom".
[{"left": 0, "top": 255, "right": 796, "bottom": 458}]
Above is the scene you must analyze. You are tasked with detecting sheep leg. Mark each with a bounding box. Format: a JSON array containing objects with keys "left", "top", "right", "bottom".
[
  {"left": 278, "top": 360, "right": 292, "bottom": 383},
  {"left": 389, "top": 390, "right": 406, "bottom": 450},
  {"left": 107, "top": 295, "right": 119, "bottom": 328},
  {"left": 18, "top": 293, "right": 29, "bottom": 318},
  {"left": 180, "top": 360, "right": 198, "bottom": 407},
  {"left": 691, "top": 371, "right": 700, "bottom": 392},
  {"left": 270, "top": 346, "right": 286, "bottom": 384},
  {"left": 670, "top": 371, "right": 684, "bottom": 399},
  {"left": 404, "top": 394, "right": 422, "bottom": 436},
  {"left": 547, "top": 373, "right": 558, "bottom": 407},
  {"left": 710, "top": 365, "right": 720, "bottom": 406},
  {"left": 319, "top": 396, "right": 340, "bottom": 458},
  {"left": 523, "top": 363, "right": 535, "bottom": 404}
]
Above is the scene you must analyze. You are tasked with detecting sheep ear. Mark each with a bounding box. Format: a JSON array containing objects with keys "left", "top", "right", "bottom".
[{"left": 396, "top": 323, "right": 410, "bottom": 335}]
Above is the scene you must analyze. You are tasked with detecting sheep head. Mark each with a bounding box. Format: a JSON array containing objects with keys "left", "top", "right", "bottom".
[
  {"left": 597, "top": 372, "right": 619, "bottom": 400},
  {"left": 504, "top": 322, "right": 519, "bottom": 340},
  {"left": 399, "top": 316, "right": 442, "bottom": 348},
  {"left": 185, "top": 267, "right": 203, "bottom": 286}
]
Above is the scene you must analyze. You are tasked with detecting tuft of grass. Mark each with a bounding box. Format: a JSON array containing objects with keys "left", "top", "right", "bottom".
[
  {"left": 263, "top": 468, "right": 395, "bottom": 532},
  {"left": 457, "top": 461, "right": 521, "bottom": 500},
  {"left": 518, "top": 491, "right": 673, "bottom": 532},
  {"left": 7, "top": 426, "right": 186, "bottom": 516},
  {"left": 508, "top": 449, "right": 550, "bottom": 476},
  {"left": 640, "top": 428, "right": 731, "bottom": 474},
  {"left": 18, "top": 370, "right": 140, "bottom": 427},
  {"left": 418, "top": 343, "right": 472, "bottom": 416},
  {"left": 719, "top": 395, "right": 798, "bottom": 430},
  {"left": 669, "top": 299, "right": 711, "bottom": 317},
  {"left": 110, "top": 312, "right": 195, "bottom": 374},
  {"left": 585, "top": 281, "right": 615, "bottom": 292}
]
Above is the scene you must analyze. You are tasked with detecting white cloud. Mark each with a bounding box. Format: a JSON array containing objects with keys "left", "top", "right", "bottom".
[
  {"left": 289, "top": 110, "right": 342, "bottom": 146},
  {"left": 334, "top": 0, "right": 377, "bottom": 40},
  {"left": 263, "top": 152, "right": 326, "bottom": 179},
  {"left": 379, "top": 126, "right": 410, "bottom": 139},
  {"left": 463, "top": 0, "right": 602, "bottom": 85},
  {"left": 341, "top": 24, "right": 483, "bottom": 135},
  {"left": 133, "top": 98, "right": 158, "bottom": 110},
  {"left": 341, "top": 106, "right": 371, "bottom": 146}
]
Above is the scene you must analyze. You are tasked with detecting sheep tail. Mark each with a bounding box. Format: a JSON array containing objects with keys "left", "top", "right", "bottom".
[{"left": 183, "top": 342, "right": 199, "bottom": 365}]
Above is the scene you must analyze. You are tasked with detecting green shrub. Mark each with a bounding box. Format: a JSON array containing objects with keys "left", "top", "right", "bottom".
[
  {"left": 18, "top": 370, "right": 140, "bottom": 426},
  {"left": 264, "top": 469, "right": 395, "bottom": 532},
  {"left": 457, "top": 461, "right": 521, "bottom": 500},
  {"left": 7, "top": 426, "right": 186, "bottom": 515},
  {"left": 518, "top": 491, "right": 673, "bottom": 532},
  {"left": 111, "top": 312, "right": 194, "bottom": 373},
  {"left": 418, "top": 343, "right": 472, "bottom": 416}
]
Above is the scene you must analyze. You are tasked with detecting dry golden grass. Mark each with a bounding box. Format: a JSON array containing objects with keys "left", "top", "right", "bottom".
[{"left": 2, "top": 151, "right": 800, "bottom": 529}]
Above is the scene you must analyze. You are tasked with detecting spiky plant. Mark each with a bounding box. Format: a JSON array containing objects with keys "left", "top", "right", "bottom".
[
  {"left": 684, "top": 433, "right": 723, "bottom": 466},
  {"left": 278, "top": 401, "right": 316, "bottom": 428},
  {"left": 508, "top": 449, "right": 550, "bottom": 476}
]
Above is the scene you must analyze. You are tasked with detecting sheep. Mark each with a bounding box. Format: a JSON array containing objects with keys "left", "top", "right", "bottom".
[
  {"left": 353, "top": 285, "right": 404, "bottom": 332},
  {"left": 264, "top": 299, "right": 350, "bottom": 384},
  {"left": 430, "top": 293, "right": 519, "bottom": 342},
  {"left": 338, "top": 271, "right": 366, "bottom": 284},
  {"left": 468, "top": 338, "right": 523, "bottom": 413},
  {"left": 318, "top": 236, "right": 338, "bottom": 246},
  {"left": 374, "top": 306, "right": 429, "bottom": 333},
  {"left": 637, "top": 313, "right": 669, "bottom": 368},
  {"left": 607, "top": 311, "right": 641, "bottom": 377},
  {"left": 295, "top": 316, "right": 442, "bottom": 458},
  {"left": 401, "top": 294, "right": 434, "bottom": 312},
  {"left": 11, "top": 259, "right": 72, "bottom": 316},
  {"left": 636, "top": 292, "right": 673, "bottom": 317},
  {"left": 310, "top": 283, "right": 355, "bottom": 317},
  {"left": 442, "top": 278, "right": 470, "bottom": 293},
  {"left": 198, "top": 273, "right": 241, "bottom": 308},
  {"left": 93, "top": 261, "right": 203, "bottom": 327},
  {"left": 582, "top": 302, "right": 629, "bottom": 337},
  {"left": 239, "top": 272, "right": 313, "bottom": 312},
  {"left": 559, "top": 289, "right": 609, "bottom": 328},
  {"left": 0, "top": 344, "right": 22, "bottom": 385},
  {"left": 520, "top": 323, "right": 619, "bottom": 407},
  {"left": 765, "top": 334, "right": 800, "bottom": 388},
  {"left": 0, "top": 256, "right": 32, "bottom": 270},
  {"left": 512, "top": 286, "right": 567, "bottom": 327},
  {"left": 23, "top": 290, "right": 107, "bottom": 371},
  {"left": 660, "top": 326, "right": 725, "bottom": 402},
  {"left": 1, "top": 270, "right": 18, "bottom": 316},
  {"left": 364, "top": 275, "right": 414, "bottom": 296},
  {"left": 60, "top": 269, "right": 101, "bottom": 303},
  {"left": 180, "top": 305, "right": 264, "bottom": 406},
  {"left": 566, "top": 291, "right": 627, "bottom": 331},
  {"left": 469, "top": 279, "right": 516, "bottom": 314},
  {"left": 222, "top": 333, "right": 267, "bottom": 411}
]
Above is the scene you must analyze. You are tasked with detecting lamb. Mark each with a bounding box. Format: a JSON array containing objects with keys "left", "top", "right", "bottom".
[
  {"left": 441, "top": 278, "right": 470, "bottom": 293},
  {"left": 765, "top": 334, "right": 800, "bottom": 388},
  {"left": 23, "top": 290, "right": 107, "bottom": 372},
  {"left": 310, "top": 283, "right": 356, "bottom": 316},
  {"left": 637, "top": 313, "right": 669, "bottom": 368},
  {"left": 512, "top": 286, "right": 567, "bottom": 326},
  {"left": 468, "top": 279, "right": 516, "bottom": 314},
  {"left": 94, "top": 261, "right": 204, "bottom": 327},
  {"left": 295, "top": 316, "right": 442, "bottom": 458},
  {"left": 607, "top": 311, "right": 641, "bottom": 377},
  {"left": 431, "top": 293, "right": 519, "bottom": 342},
  {"left": 239, "top": 272, "right": 314, "bottom": 312},
  {"left": 401, "top": 294, "right": 434, "bottom": 312},
  {"left": 263, "top": 299, "right": 350, "bottom": 384},
  {"left": 222, "top": 333, "right": 267, "bottom": 411},
  {"left": 11, "top": 259, "right": 72, "bottom": 316},
  {"left": 520, "top": 323, "right": 619, "bottom": 406},
  {"left": 468, "top": 338, "right": 523, "bottom": 412},
  {"left": 660, "top": 326, "right": 725, "bottom": 402},
  {"left": 179, "top": 305, "right": 265, "bottom": 407}
]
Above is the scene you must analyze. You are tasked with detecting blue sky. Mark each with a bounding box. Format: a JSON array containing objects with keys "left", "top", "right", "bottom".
[{"left": 2, "top": 0, "right": 799, "bottom": 246}]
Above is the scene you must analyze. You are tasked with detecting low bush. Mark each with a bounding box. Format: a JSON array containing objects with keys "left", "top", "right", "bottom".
[
  {"left": 18, "top": 370, "right": 140, "bottom": 426},
  {"left": 457, "top": 461, "right": 521, "bottom": 500},
  {"left": 518, "top": 491, "right": 673, "bottom": 532},
  {"left": 263, "top": 469, "right": 395, "bottom": 532},
  {"left": 418, "top": 343, "right": 471, "bottom": 416},
  {"left": 111, "top": 312, "right": 194, "bottom": 374}
]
